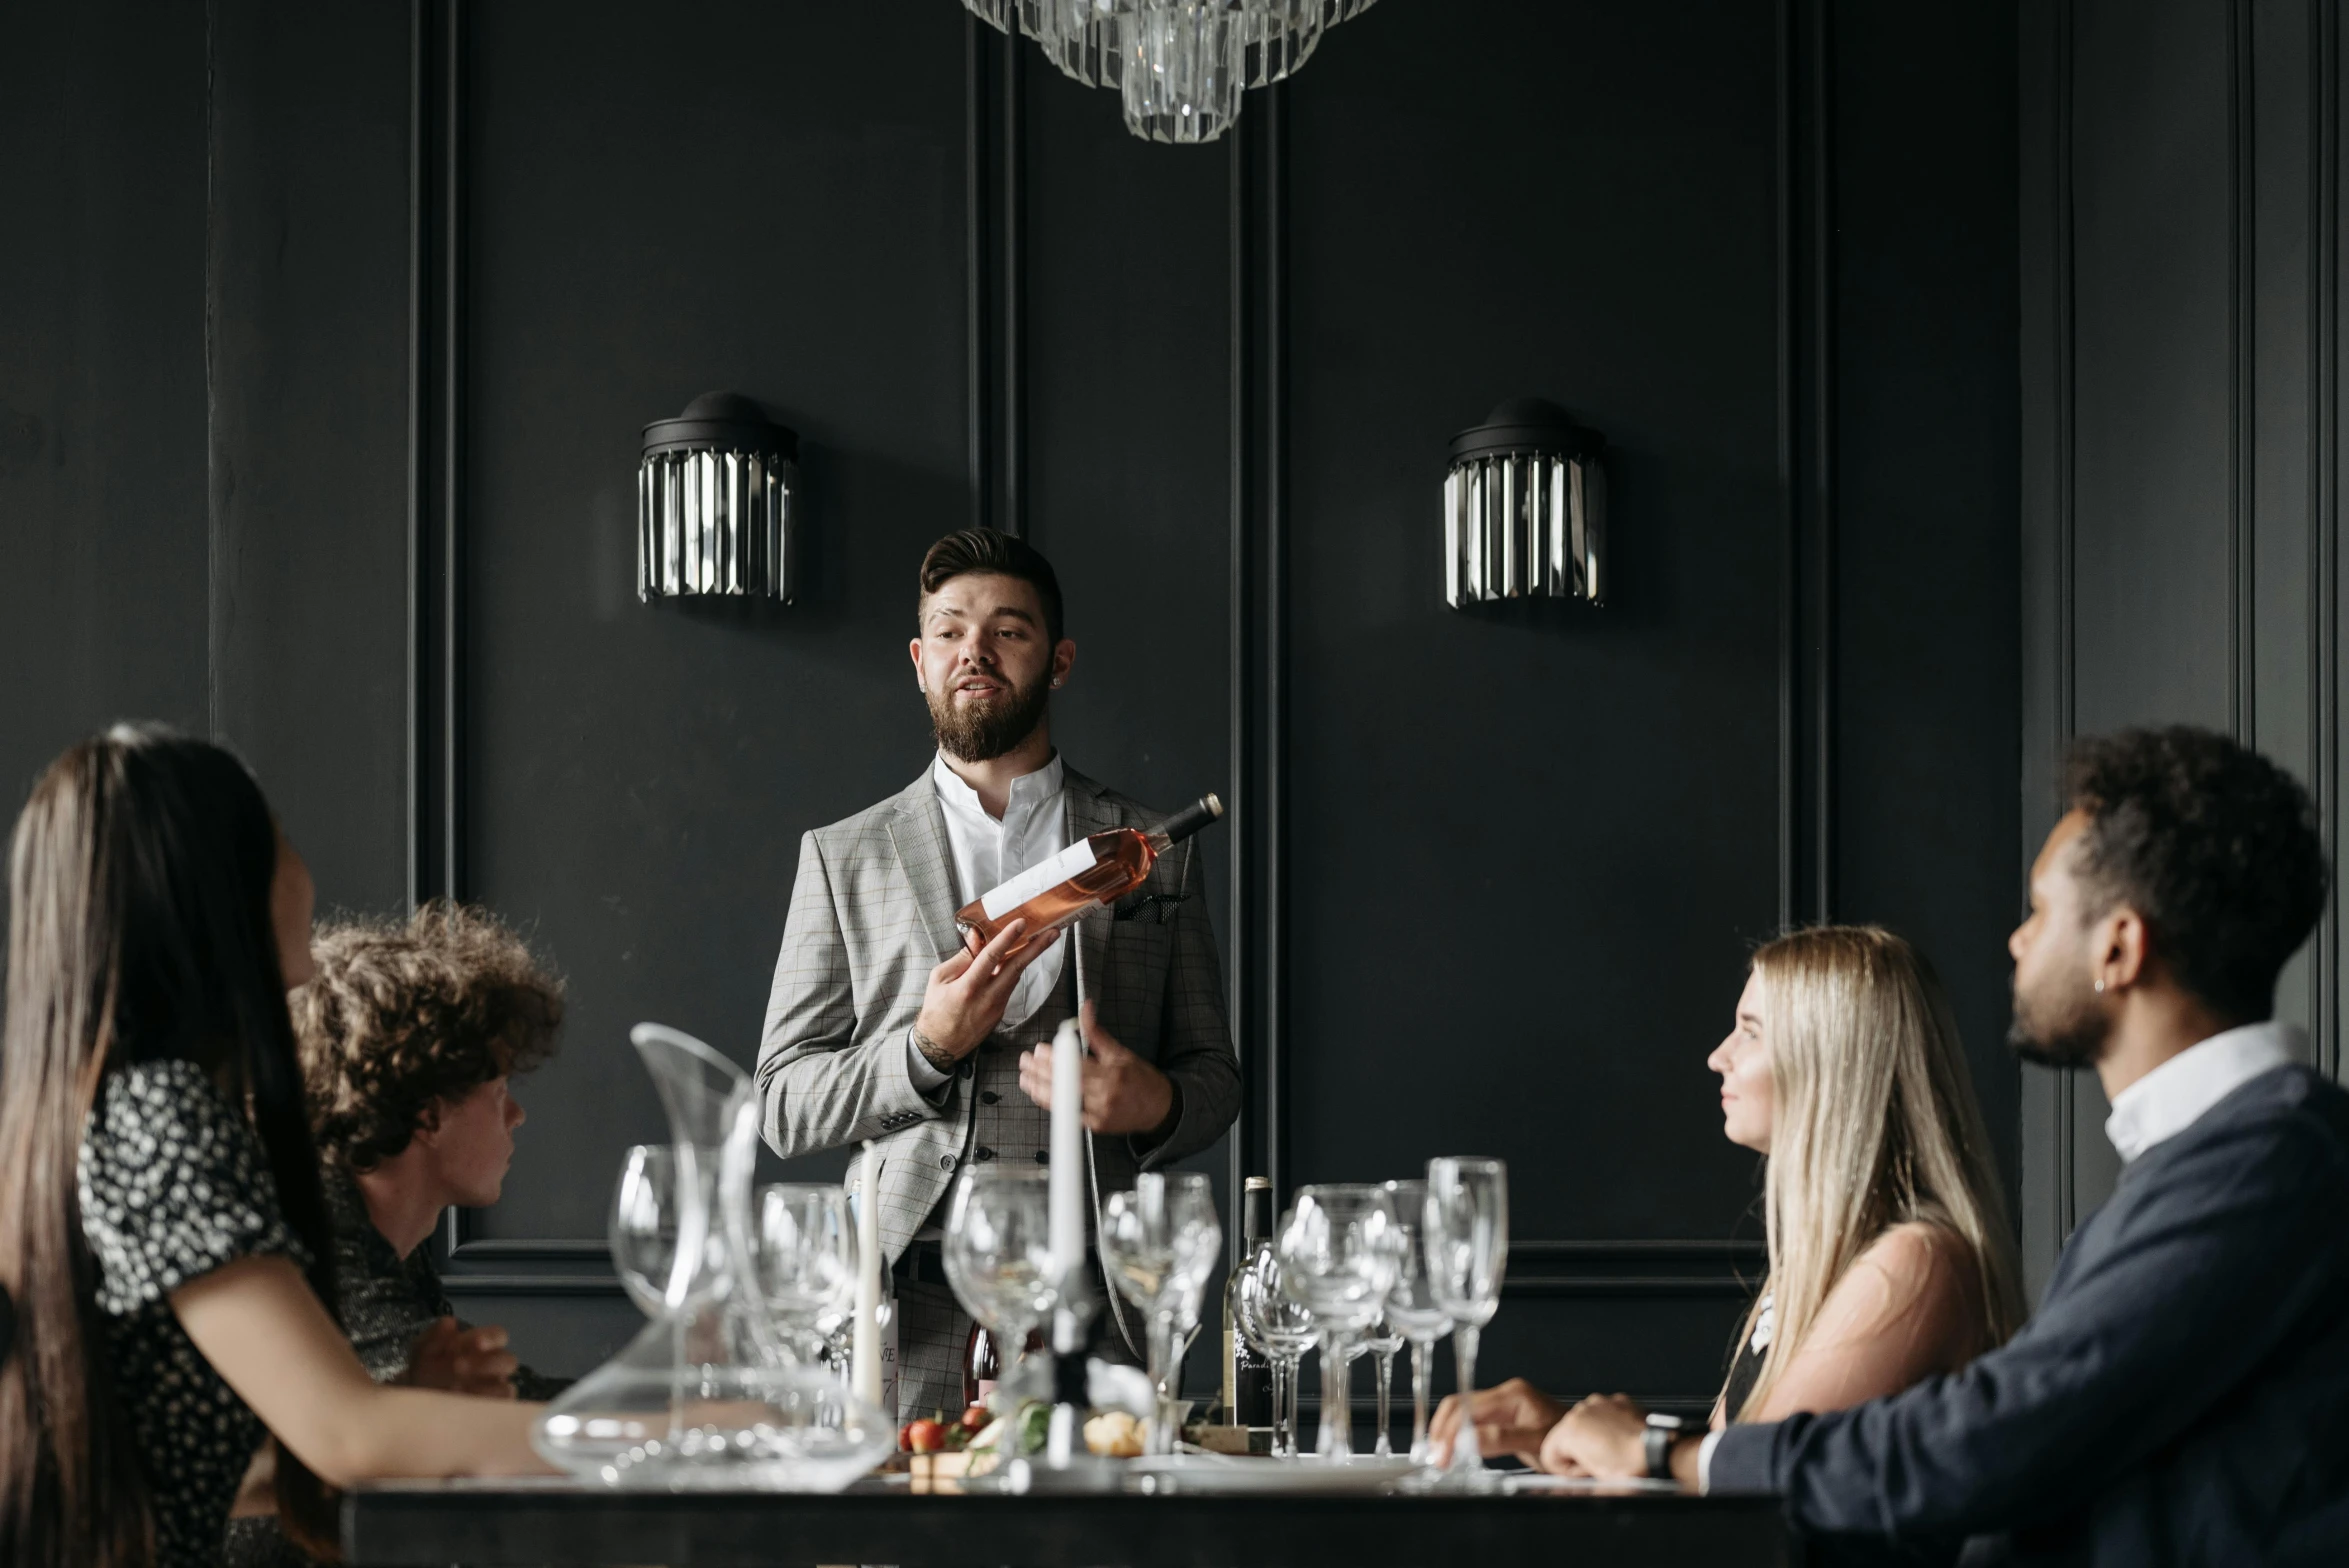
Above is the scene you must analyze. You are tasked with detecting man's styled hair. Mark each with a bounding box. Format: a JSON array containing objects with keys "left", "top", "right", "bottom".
[
  {"left": 918, "top": 527, "right": 1065, "bottom": 645},
  {"left": 2063, "top": 726, "right": 2329, "bottom": 1022},
  {"left": 293, "top": 902, "right": 564, "bottom": 1172}
]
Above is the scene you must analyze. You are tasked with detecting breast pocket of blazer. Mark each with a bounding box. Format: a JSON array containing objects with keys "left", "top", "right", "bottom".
[{"left": 1107, "top": 888, "right": 1183, "bottom": 995}]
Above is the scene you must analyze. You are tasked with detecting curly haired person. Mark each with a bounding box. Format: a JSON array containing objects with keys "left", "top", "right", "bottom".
[{"left": 226, "top": 902, "right": 566, "bottom": 1565}]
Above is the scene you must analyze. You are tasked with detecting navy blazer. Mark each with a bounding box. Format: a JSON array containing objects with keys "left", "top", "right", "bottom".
[{"left": 1710, "top": 1064, "right": 2349, "bottom": 1566}]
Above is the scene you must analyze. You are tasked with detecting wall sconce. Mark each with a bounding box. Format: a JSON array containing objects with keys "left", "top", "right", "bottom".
[
  {"left": 638, "top": 392, "right": 799, "bottom": 603},
  {"left": 1443, "top": 398, "right": 1605, "bottom": 609}
]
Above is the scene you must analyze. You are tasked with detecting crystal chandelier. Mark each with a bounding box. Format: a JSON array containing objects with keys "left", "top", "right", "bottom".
[{"left": 963, "top": 0, "right": 1379, "bottom": 145}]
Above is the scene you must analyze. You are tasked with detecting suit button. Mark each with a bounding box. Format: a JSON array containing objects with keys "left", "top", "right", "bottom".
[
  {"left": 981, "top": 1091, "right": 1001, "bottom": 1105},
  {"left": 940, "top": 1154, "right": 958, "bottom": 1171},
  {"left": 976, "top": 1146, "right": 996, "bottom": 1162},
  {"left": 1034, "top": 1150, "right": 1049, "bottom": 1165}
]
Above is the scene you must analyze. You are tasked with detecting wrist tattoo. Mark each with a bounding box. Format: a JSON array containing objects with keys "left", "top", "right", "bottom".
[{"left": 911, "top": 1023, "right": 958, "bottom": 1074}]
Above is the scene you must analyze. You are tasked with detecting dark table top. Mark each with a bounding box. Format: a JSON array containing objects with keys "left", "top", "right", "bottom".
[{"left": 343, "top": 1474, "right": 1794, "bottom": 1568}]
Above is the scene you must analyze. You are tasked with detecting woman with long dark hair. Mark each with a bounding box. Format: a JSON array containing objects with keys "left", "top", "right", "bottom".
[{"left": 0, "top": 728, "right": 546, "bottom": 1568}]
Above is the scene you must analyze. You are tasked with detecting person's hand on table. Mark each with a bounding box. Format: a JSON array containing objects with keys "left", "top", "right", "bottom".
[
  {"left": 1429, "top": 1377, "right": 1567, "bottom": 1469},
  {"left": 1536, "top": 1393, "right": 1654, "bottom": 1478},
  {"left": 1019, "top": 1001, "right": 1176, "bottom": 1138},
  {"left": 406, "top": 1316, "right": 520, "bottom": 1398},
  {"left": 912, "top": 918, "right": 1060, "bottom": 1071}
]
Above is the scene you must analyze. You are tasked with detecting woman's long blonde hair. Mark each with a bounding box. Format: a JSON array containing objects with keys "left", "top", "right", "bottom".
[{"left": 1733, "top": 925, "right": 2024, "bottom": 1420}]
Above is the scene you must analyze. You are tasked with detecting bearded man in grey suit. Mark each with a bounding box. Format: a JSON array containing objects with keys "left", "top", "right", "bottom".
[{"left": 757, "top": 528, "right": 1240, "bottom": 1422}]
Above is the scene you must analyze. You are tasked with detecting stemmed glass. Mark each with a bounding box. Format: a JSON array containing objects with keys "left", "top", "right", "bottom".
[
  {"left": 942, "top": 1168, "right": 1059, "bottom": 1388},
  {"left": 1100, "top": 1172, "right": 1222, "bottom": 1455},
  {"left": 1275, "top": 1184, "right": 1401, "bottom": 1461},
  {"left": 1378, "top": 1179, "right": 1454, "bottom": 1463},
  {"left": 609, "top": 1144, "right": 679, "bottom": 1318},
  {"left": 1355, "top": 1316, "right": 1405, "bottom": 1458},
  {"left": 1425, "top": 1157, "right": 1509, "bottom": 1488},
  {"left": 741, "top": 1183, "right": 857, "bottom": 1366},
  {"left": 1234, "top": 1242, "right": 1316, "bottom": 1458}
]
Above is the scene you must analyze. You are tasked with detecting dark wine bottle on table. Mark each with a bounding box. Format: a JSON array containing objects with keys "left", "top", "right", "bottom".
[
  {"left": 956, "top": 794, "right": 1223, "bottom": 955},
  {"left": 963, "top": 1320, "right": 999, "bottom": 1407},
  {"left": 1222, "top": 1176, "right": 1274, "bottom": 1427}
]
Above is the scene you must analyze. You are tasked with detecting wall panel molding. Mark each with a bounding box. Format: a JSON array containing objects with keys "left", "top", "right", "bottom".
[
  {"left": 967, "top": 18, "right": 1026, "bottom": 540},
  {"left": 1780, "top": 0, "right": 1838, "bottom": 930},
  {"left": 2320, "top": 0, "right": 2341, "bottom": 1081},
  {"left": 1229, "top": 91, "right": 1288, "bottom": 1217},
  {"left": 408, "top": 0, "right": 464, "bottom": 915}
]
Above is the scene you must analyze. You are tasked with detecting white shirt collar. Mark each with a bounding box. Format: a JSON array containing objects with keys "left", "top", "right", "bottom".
[
  {"left": 929, "top": 750, "right": 1064, "bottom": 826},
  {"left": 2103, "top": 1019, "right": 2301, "bottom": 1163}
]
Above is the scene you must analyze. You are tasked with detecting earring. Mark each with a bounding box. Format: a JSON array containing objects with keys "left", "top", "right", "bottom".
[{"left": 2094, "top": 979, "right": 2106, "bottom": 994}]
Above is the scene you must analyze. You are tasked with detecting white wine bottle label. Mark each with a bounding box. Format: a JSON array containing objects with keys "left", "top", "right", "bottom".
[{"left": 978, "top": 839, "right": 1100, "bottom": 920}]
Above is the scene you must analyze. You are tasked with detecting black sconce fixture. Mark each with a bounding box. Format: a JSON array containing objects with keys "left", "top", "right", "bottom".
[
  {"left": 1443, "top": 398, "right": 1606, "bottom": 608},
  {"left": 638, "top": 392, "right": 799, "bottom": 603}
]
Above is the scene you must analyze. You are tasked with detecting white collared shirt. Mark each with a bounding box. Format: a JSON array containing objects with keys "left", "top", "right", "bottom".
[
  {"left": 2104, "top": 1018, "right": 2302, "bottom": 1163},
  {"left": 905, "top": 752, "right": 1069, "bottom": 1089}
]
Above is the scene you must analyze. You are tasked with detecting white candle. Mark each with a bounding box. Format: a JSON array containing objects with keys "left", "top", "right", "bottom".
[
  {"left": 851, "top": 1141, "right": 882, "bottom": 1409},
  {"left": 1048, "top": 1017, "right": 1084, "bottom": 1289}
]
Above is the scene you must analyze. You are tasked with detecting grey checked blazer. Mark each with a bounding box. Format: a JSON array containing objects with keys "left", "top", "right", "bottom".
[{"left": 756, "top": 765, "right": 1240, "bottom": 1269}]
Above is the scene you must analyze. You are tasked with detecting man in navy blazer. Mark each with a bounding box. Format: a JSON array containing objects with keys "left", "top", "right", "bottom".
[{"left": 1540, "top": 727, "right": 2349, "bottom": 1563}]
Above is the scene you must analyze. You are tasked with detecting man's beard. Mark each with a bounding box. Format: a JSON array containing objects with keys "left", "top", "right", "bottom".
[
  {"left": 2006, "top": 960, "right": 2109, "bottom": 1068},
  {"left": 927, "top": 668, "right": 1051, "bottom": 763}
]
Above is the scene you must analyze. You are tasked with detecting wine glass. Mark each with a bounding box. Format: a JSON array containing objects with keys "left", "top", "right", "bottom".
[
  {"left": 942, "top": 1168, "right": 1058, "bottom": 1379},
  {"left": 1234, "top": 1240, "right": 1316, "bottom": 1458},
  {"left": 609, "top": 1144, "right": 678, "bottom": 1318},
  {"left": 1275, "top": 1184, "right": 1401, "bottom": 1461},
  {"left": 1425, "top": 1157, "right": 1509, "bottom": 1487},
  {"left": 1378, "top": 1179, "right": 1454, "bottom": 1463},
  {"left": 1356, "top": 1315, "right": 1405, "bottom": 1458},
  {"left": 742, "top": 1183, "right": 857, "bottom": 1365},
  {"left": 1100, "top": 1172, "right": 1222, "bottom": 1454}
]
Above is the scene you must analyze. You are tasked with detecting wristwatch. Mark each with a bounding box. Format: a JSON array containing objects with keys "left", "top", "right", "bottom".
[{"left": 1643, "top": 1412, "right": 1687, "bottom": 1480}]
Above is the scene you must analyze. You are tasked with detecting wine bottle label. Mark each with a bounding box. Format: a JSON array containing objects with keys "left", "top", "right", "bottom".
[{"left": 978, "top": 839, "right": 1102, "bottom": 921}]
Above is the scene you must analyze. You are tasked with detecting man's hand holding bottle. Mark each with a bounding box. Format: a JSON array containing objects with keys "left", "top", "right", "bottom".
[{"left": 910, "top": 917, "right": 1061, "bottom": 1072}]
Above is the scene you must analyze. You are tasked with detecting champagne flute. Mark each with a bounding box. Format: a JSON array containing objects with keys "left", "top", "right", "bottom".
[
  {"left": 1234, "top": 1241, "right": 1316, "bottom": 1458},
  {"left": 1379, "top": 1179, "right": 1454, "bottom": 1463},
  {"left": 942, "top": 1168, "right": 1059, "bottom": 1377},
  {"left": 743, "top": 1183, "right": 857, "bottom": 1365},
  {"left": 1425, "top": 1157, "right": 1508, "bottom": 1488},
  {"left": 1100, "top": 1173, "right": 1222, "bottom": 1454},
  {"left": 609, "top": 1144, "right": 678, "bottom": 1318},
  {"left": 1275, "top": 1184, "right": 1401, "bottom": 1461}
]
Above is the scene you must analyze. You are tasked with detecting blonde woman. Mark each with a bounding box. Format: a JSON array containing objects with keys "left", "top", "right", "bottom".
[{"left": 1433, "top": 925, "right": 2023, "bottom": 1480}]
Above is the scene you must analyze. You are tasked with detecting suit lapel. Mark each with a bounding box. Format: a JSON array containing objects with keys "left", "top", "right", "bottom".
[
  {"left": 885, "top": 774, "right": 962, "bottom": 963},
  {"left": 1062, "top": 768, "right": 1117, "bottom": 1009}
]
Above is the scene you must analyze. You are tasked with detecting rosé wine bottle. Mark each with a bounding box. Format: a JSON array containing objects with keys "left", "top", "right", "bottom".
[{"left": 955, "top": 794, "right": 1222, "bottom": 956}]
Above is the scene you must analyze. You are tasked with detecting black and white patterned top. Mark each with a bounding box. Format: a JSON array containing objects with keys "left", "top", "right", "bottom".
[{"left": 80, "top": 1058, "right": 309, "bottom": 1568}]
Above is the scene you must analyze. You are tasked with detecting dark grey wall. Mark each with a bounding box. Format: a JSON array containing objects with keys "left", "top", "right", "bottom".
[
  {"left": 5, "top": 0, "right": 2021, "bottom": 1406},
  {"left": 2019, "top": 0, "right": 2344, "bottom": 1293},
  {"left": 0, "top": 3, "right": 210, "bottom": 793}
]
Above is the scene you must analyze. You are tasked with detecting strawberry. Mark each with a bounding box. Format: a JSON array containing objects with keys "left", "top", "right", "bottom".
[{"left": 905, "top": 1417, "right": 947, "bottom": 1455}]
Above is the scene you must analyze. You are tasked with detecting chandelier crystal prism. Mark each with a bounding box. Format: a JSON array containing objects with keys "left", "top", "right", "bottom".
[{"left": 964, "top": 0, "right": 1376, "bottom": 144}]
